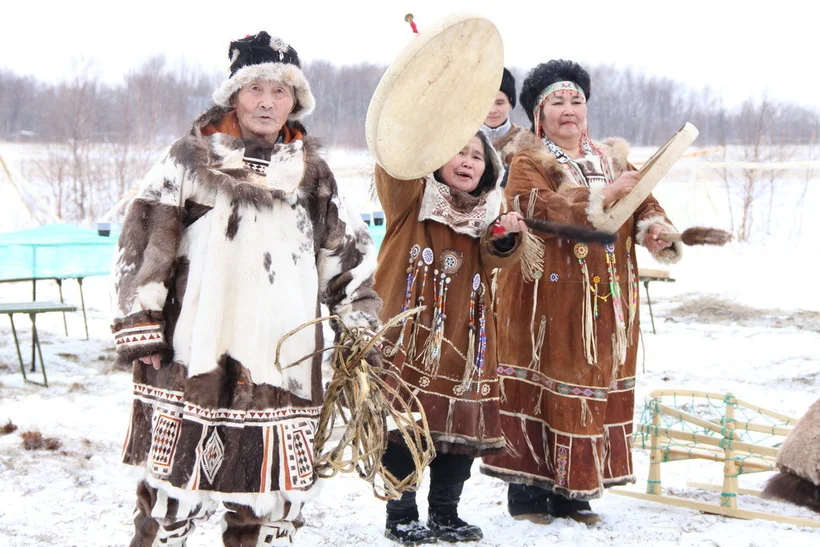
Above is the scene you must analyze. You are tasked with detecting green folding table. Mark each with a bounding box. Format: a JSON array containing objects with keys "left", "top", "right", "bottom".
[{"left": 0, "top": 223, "right": 118, "bottom": 385}]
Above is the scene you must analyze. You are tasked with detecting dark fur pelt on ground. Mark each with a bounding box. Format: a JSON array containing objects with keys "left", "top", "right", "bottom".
[
  {"left": 761, "top": 398, "right": 820, "bottom": 513},
  {"left": 762, "top": 470, "right": 820, "bottom": 513}
]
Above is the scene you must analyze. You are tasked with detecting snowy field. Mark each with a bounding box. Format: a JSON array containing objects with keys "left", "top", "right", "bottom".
[{"left": 1, "top": 145, "right": 819, "bottom": 545}]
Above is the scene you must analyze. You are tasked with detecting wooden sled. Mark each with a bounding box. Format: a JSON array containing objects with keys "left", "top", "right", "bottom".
[{"left": 610, "top": 389, "right": 820, "bottom": 528}]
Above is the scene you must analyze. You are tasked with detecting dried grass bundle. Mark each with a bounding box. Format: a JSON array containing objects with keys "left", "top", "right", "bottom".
[
  {"left": 1, "top": 420, "right": 18, "bottom": 435},
  {"left": 274, "top": 308, "right": 435, "bottom": 500}
]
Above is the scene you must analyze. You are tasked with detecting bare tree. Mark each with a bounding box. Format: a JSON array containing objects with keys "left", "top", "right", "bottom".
[
  {"left": 304, "top": 61, "right": 385, "bottom": 147},
  {"left": 0, "top": 70, "right": 45, "bottom": 139},
  {"left": 4, "top": 59, "right": 820, "bottom": 226}
]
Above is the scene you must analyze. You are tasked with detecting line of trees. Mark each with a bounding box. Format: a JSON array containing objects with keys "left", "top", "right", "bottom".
[
  {"left": 3, "top": 58, "right": 819, "bottom": 149},
  {"left": 1, "top": 57, "right": 818, "bottom": 235}
]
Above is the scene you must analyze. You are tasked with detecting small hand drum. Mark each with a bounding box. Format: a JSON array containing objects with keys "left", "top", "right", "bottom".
[{"left": 365, "top": 14, "right": 504, "bottom": 180}]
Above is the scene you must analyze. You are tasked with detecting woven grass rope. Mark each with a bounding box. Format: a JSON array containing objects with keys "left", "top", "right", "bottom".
[{"left": 274, "top": 308, "right": 435, "bottom": 500}]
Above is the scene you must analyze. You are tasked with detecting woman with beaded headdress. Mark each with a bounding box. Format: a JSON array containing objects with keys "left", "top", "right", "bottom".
[
  {"left": 373, "top": 130, "right": 529, "bottom": 544},
  {"left": 480, "top": 60, "right": 682, "bottom": 524}
]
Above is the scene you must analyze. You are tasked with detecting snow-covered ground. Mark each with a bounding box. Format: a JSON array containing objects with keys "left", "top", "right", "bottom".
[{"left": 1, "top": 147, "right": 819, "bottom": 546}]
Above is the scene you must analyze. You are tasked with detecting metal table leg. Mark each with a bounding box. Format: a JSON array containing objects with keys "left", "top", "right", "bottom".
[
  {"left": 78, "top": 277, "right": 89, "bottom": 340},
  {"left": 30, "top": 279, "right": 36, "bottom": 371},
  {"left": 643, "top": 280, "right": 657, "bottom": 335},
  {"left": 29, "top": 312, "right": 48, "bottom": 386},
  {"left": 8, "top": 314, "right": 28, "bottom": 382},
  {"left": 57, "top": 278, "right": 68, "bottom": 336}
]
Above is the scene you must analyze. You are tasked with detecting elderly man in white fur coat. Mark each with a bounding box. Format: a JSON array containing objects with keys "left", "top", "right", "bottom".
[{"left": 111, "top": 32, "right": 381, "bottom": 546}]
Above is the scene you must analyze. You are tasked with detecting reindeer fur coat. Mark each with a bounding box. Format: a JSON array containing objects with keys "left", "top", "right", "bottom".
[{"left": 112, "top": 105, "right": 380, "bottom": 511}]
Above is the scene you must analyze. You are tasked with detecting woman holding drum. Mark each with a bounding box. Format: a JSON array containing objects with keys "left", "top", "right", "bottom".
[
  {"left": 480, "top": 59, "right": 682, "bottom": 524},
  {"left": 366, "top": 16, "right": 530, "bottom": 544}
]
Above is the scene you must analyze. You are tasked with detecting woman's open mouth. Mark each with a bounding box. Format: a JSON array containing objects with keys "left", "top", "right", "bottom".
[{"left": 454, "top": 169, "right": 473, "bottom": 181}]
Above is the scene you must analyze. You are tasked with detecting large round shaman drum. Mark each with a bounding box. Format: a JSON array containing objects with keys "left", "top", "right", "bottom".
[{"left": 365, "top": 14, "right": 504, "bottom": 180}]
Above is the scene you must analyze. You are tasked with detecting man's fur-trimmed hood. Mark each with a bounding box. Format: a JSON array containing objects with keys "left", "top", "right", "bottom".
[{"left": 170, "top": 105, "right": 325, "bottom": 209}]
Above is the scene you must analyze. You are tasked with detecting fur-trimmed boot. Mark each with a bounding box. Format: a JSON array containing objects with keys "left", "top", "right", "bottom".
[
  {"left": 550, "top": 494, "right": 601, "bottom": 525},
  {"left": 385, "top": 490, "right": 438, "bottom": 545},
  {"left": 427, "top": 483, "right": 482, "bottom": 542},
  {"left": 507, "top": 483, "right": 552, "bottom": 524}
]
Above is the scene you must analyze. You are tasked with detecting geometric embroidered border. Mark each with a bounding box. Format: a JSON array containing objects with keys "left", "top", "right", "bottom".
[
  {"left": 199, "top": 428, "right": 225, "bottom": 485},
  {"left": 114, "top": 323, "right": 164, "bottom": 349},
  {"left": 496, "top": 365, "right": 636, "bottom": 400},
  {"left": 260, "top": 523, "right": 295, "bottom": 545},
  {"left": 609, "top": 377, "right": 636, "bottom": 391},
  {"left": 243, "top": 157, "right": 270, "bottom": 175},
  {"left": 428, "top": 181, "right": 488, "bottom": 238},
  {"left": 149, "top": 409, "right": 182, "bottom": 477},
  {"left": 557, "top": 383, "right": 607, "bottom": 399},
  {"left": 133, "top": 383, "right": 184, "bottom": 405},
  {"left": 278, "top": 419, "right": 316, "bottom": 490},
  {"left": 132, "top": 383, "right": 320, "bottom": 427},
  {"left": 555, "top": 443, "right": 570, "bottom": 487},
  {"left": 156, "top": 519, "right": 196, "bottom": 545},
  {"left": 181, "top": 402, "right": 321, "bottom": 427}
]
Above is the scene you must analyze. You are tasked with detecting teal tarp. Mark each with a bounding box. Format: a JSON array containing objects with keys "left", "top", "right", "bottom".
[
  {"left": 0, "top": 222, "right": 384, "bottom": 282},
  {"left": 0, "top": 224, "right": 119, "bottom": 281},
  {"left": 368, "top": 224, "right": 385, "bottom": 251}
]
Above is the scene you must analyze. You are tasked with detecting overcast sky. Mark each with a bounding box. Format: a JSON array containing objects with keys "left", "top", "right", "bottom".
[{"left": 2, "top": 0, "right": 814, "bottom": 109}]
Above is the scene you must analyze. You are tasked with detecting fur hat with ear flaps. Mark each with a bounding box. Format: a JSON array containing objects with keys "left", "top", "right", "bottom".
[
  {"left": 212, "top": 31, "right": 316, "bottom": 120},
  {"left": 520, "top": 60, "right": 591, "bottom": 129}
]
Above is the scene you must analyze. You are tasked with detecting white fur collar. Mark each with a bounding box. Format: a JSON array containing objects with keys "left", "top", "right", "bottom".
[
  {"left": 417, "top": 144, "right": 506, "bottom": 238},
  {"left": 417, "top": 175, "right": 503, "bottom": 238}
]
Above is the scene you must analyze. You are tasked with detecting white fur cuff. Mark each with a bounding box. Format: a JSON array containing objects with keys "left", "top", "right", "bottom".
[
  {"left": 586, "top": 186, "right": 608, "bottom": 228},
  {"left": 635, "top": 215, "right": 682, "bottom": 265},
  {"left": 212, "top": 63, "right": 316, "bottom": 120}
]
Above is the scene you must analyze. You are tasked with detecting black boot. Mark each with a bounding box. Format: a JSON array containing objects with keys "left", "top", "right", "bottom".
[
  {"left": 385, "top": 490, "right": 438, "bottom": 545},
  {"left": 550, "top": 494, "right": 601, "bottom": 525},
  {"left": 427, "top": 483, "right": 482, "bottom": 542},
  {"left": 507, "top": 483, "right": 552, "bottom": 523}
]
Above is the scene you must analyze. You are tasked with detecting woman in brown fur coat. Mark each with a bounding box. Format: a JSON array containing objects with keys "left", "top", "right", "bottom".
[
  {"left": 374, "top": 132, "right": 528, "bottom": 544},
  {"left": 480, "top": 60, "right": 682, "bottom": 524}
]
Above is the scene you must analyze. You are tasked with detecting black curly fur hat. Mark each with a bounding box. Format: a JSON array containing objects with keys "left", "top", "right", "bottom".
[{"left": 520, "top": 60, "right": 591, "bottom": 127}]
